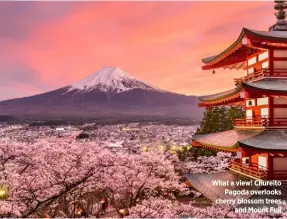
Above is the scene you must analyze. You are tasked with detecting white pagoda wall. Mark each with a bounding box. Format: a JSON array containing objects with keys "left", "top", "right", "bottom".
[
  {"left": 244, "top": 97, "right": 269, "bottom": 118},
  {"left": 246, "top": 51, "right": 269, "bottom": 75}
]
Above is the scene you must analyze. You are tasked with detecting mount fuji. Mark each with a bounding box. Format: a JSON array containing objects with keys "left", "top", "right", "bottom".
[
  {"left": 0, "top": 67, "right": 202, "bottom": 120},
  {"left": 68, "top": 66, "right": 167, "bottom": 93}
]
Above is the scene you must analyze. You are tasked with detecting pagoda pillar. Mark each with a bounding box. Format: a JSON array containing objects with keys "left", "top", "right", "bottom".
[
  {"left": 269, "top": 96, "right": 274, "bottom": 126},
  {"left": 268, "top": 155, "right": 274, "bottom": 180},
  {"left": 268, "top": 49, "right": 274, "bottom": 76}
]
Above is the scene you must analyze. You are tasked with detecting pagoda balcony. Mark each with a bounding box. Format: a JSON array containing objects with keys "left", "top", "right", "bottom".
[
  {"left": 233, "top": 117, "right": 287, "bottom": 128},
  {"left": 234, "top": 69, "right": 287, "bottom": 86},
  {"left": 230, "top": 160, "right": 266, "bottom": 179},
  {"left": 231, "top": 160, "right": 287, "bottom": 180},
  {"left": 234, "top": 69, "right": 269, "bottom": 86}
]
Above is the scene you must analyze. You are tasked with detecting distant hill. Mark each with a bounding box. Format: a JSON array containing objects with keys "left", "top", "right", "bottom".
[{"left": 0, "top": 115, "right": 16, "bottom": 122}]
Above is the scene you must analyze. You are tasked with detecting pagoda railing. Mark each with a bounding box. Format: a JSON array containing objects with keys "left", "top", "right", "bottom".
[
  {"left": 234, "top": 69, "right": 269, "bottom": 86},
  {"left": 231, "top": 160, "right": 287, "bottom": 180},
  {"left": 230, "top": 160, "right": 266, "bottom": 179},
  {"left": 234, "top": 69, "right": 287, "bottom": 86},
  {"left": 233, "top": 117, "right": 287, "bottom": 127}
]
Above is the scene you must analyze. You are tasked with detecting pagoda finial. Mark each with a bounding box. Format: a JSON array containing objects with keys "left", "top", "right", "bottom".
[
  {"left": 269, "top": 0, "right": 287, "bottom": 31},
  {"left": 274, "top": 0, "right": 287, "bottom": 20}
]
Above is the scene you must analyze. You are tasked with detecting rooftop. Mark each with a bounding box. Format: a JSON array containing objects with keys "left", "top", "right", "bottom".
[
  {"left": 243, "top": 78, "right": 287, "bottom": 93},
  {"left": 185, "top": 171, "right": 287, "bottom": 208},
  {"left": 198, "top": 78, "right": 287, "bottom": 107},
  {"left": 193, "top": 129, "right": 287, "bottom": 151},
  {"left": 185, "top": 171, "right": 259, "bottom": 203},
  {"left": 239, "top": 129, "right": 287, "bottom": 150},
  {"left": 193, "top": 129, "right": 262, "bottom": 149},
  {"left": 202, "top": 28, "right": 287, "bottom": 70},
  {"left": 198, "top": 87, "right": 242, "bottom": 102}
]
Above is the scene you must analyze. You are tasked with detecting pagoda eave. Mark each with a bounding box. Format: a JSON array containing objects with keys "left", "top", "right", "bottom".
[
  {"left": 202, "top": 60, "right": 247, "bottom": 70},
  {"left": 241, "top": 78, "right": 287, "bottom": 98},
  {"left": 198, "top": 98, "right": 243, "bottom": 107},
  {"left": 202, "top": 44, "right": 257, "bottom": 70},
  {"left": 198, "top": 86, "right": 244, "bottom": 107},
  {"left": 239, "top": 129, "right": 287, "bottom": 151},
  {"left": 243, "top": 84, "right": 287, "bottom": 97},
  {"left": 199, "top": 78, "right": 287, "bottom": 107},
  {"left": 201, "top": 28, "right": 287, "bottom": 70},
  {"left": 192, "top": 140, "right": 241, "bottom": 153},
  {"left": 192, "top": 129, "right": 263, "bottom": 153}
]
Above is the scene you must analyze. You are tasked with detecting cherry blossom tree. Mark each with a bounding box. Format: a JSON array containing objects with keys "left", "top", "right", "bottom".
[
  {"left": 181, "top": 152, "right": 234, "bottom": 174},
  {"left": 127, "top": 197, "right": 191, "bottom": 218},
  {"left": 0, "top": 136, "right": 112, "bottom": 217},
  {"left": 0, "top": 137, "right": 193, "bottom": 218},
  {"left": 128, "top": 198, "right": 287, "bottom": 218},
  {"left": 94, "top": 150, "right": 192, "bottom": 215},
  {"left": 2, "top": 135, "right": 286, "bottom": 219},
  {"left": 127, "top": 197, "right": 233, "bottom": 218}
]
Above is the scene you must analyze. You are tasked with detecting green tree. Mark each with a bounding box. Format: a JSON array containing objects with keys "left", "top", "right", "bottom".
[
  {"left": 226, "top": 106, "right": 245, "bottom": 130},
  {"left": 196, "top": 106, "right": 244, "bottom": 134}
]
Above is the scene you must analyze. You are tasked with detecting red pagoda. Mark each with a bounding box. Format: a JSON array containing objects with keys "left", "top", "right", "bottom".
[{"left": 192, "top": 1, "right": 287, "bottom": 180}]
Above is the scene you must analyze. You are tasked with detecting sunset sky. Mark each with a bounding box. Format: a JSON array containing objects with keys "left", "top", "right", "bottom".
[{"left": 0, "top": 1, "right": 276, "bottom": 101}]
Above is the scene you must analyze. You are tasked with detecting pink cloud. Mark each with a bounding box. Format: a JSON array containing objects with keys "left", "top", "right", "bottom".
[{"left": 0, "top": 1, "right": 275, "bottom": 99}]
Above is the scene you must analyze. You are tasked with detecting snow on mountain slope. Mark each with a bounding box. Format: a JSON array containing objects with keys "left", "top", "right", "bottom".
[{"left": 67, "top": 66, "right": 167, "bottom": 93}]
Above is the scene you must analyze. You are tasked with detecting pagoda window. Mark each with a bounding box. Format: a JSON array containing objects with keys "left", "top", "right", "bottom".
[
  {"left": 247, "top": 67, "right": 255, "bottom": 74},
  {"left": 274, "top": 50, "right": 287, "bottom": 57},
  {"left": 260, "top": 108, "right": 269, "bottom": 118},
  {"left": 246, "top": 109, "right": 253, "bottom": 118},
  {"left": 246, "top": 99, "right": 255, "bottom": 107},
  {"left": 242, "top": 157, "right": 249, "bottom": 165},
  {"left": 248, "top": 57, "right": 257, "bottom": 66},
  {"left": 258, "top": 156, "right": 267, "bottom": 170},
  {"left": 274, "top": 61, "right": 287, "bottom": 69},
  {"left": 257, "top": 97, "right": 269, "bottom": 106},
  {"left": 261, "top": 61, "right": 269, "bottom": 69},
  {"left": 258, "top": 51, "right": 269, "bottom": 61},
  {"left": 242, "top": 157, "right": 249, "bottom": 164}
]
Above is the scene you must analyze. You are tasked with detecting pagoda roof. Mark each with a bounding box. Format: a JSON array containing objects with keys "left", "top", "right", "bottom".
[
  {"left": 193, "top": 129, "right": 262, "bottom": 150},
  {"left": 198, "top": 78, "right": 287, "bottom": 107},
  {"left": 185, "top": 171, "right": 287, "bottom": 208},
  {"left": 185, "top": 171, "right": 258, "bottom": 203},
  {"left": 194, "top": 129, "right": 287, "bottom": 151},
  {"left": 243, "top": 78, "right": 287, "bottom": 93},
  {"left": 247, "top": 28, "right": 287, "bottom": 40},
  {"left": 199, "top": 87, "right": 242, "bottom": 102},
  {"left": 198, "top": 88, "right": 241, "bottom": 101},
  {"left": 202, "top": 28, "right": 287, "bottom": 70},
  {"left": 239, "top": 129, "right": 287, "bottom": 150}
]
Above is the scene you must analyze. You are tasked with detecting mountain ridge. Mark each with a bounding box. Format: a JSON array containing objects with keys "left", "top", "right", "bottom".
[{"left": 0, "top": 66, "right": 203, "bottom": 121}]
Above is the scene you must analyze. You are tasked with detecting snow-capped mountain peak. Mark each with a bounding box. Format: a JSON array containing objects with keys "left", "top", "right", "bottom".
[{"left": 68, "top": 66, "right": 166, "bottom": 93}]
